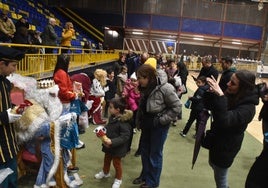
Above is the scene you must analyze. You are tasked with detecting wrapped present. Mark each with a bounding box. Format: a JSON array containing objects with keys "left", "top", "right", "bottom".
[{"left": 93, "top": 125, "right": 109, "bottom": 142}]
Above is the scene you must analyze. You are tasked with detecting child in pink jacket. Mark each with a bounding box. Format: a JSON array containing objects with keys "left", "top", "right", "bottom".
[{"left": 122, "top": 72, "right": 140, "bottom": 152}]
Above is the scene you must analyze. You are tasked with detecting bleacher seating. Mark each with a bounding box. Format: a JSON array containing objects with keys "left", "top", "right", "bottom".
[{"left": 1, "top": 0, "right": 96, "bottom": 50}]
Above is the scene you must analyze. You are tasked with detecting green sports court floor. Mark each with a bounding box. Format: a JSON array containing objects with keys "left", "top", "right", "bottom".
[{"left": 18, "top": 73, "right": 264, "bottom": 188}]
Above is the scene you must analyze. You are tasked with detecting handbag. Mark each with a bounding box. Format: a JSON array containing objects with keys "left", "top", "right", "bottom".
[
  {"left": 201, "top": 130, "right": 214, "bottom": 149},
  {"left": 184, "top": 99, "right": 192, "bottom": 109}
]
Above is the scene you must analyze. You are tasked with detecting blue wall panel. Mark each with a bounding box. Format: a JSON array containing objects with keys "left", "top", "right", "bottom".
[
  {"left": 224, "top": 23, "right": 262, "bottom": 40},
  {"left": 126, "top": 14, "right": 151, "bottom": 29},
  {"left": 152, "top": 15, "right": 179, "bottom": 31},
  {"left": 182, "top": 18, "right": 222, "bottom": 35}
]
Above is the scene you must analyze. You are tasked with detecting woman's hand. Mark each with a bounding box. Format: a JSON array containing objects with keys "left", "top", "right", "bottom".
[
  {"left": 206, "top": 76, "right": 224, "bottom": 96},
  {"left": 262, "top": 94, "right": 268, "bottom": 101}
]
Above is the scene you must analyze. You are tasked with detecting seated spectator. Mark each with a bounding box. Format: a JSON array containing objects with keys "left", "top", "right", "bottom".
[{"left": 0, "top": 10, "right": 16, "bottom": 42}]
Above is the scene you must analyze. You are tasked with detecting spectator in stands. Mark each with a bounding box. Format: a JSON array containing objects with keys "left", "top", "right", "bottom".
[
  {"left": 61, "top": 22, "right": 75, "bottom": 54},
  {"left": 15, "top": 16, "right": 29, "bottom": 31},
  {"left": 83, "top": 40, "right": 91, "bottom": 53},
  {"left": 42, "top": 17, "right": 58, "bottom": 54},
  {"left": 28, "top": 30, "right": 44, "bottom": 54},
  {"left": 219, "top": 57, "right": 236, "bottom": 92},
  {"left": 0, "top": 10, "right": 16, "bottom": 43},
  {"left": 12, "top": 27, "right": 29, "bottom": 53},
  {"left": 0, "top": 46, "right": 25, "bottom": 187}
]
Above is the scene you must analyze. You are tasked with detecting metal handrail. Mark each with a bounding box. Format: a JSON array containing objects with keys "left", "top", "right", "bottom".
[{"left": 0, "top": 43, "right": 119, "bottom": 79}]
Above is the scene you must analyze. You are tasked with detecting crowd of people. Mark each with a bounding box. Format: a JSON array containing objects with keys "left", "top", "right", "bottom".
[
  {"left": 0, "top": 42, "right": 267, "bottom": 188},
  {"left": 0, "top": 10, "right": 98, "bottom": 54}
]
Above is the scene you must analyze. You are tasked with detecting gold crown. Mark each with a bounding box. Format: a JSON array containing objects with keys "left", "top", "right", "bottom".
[{"left": 37, "top": 79, "right": 55, "bottom": 89}]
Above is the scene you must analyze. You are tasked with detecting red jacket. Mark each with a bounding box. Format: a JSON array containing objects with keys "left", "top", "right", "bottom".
[{"left": 54, "top": 69, "right": 75, "bottom": 103}]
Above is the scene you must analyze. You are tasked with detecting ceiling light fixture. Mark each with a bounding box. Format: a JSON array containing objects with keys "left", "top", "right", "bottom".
[
  {"left": 132, "top": 32, "right": 143, "bottom": 35},
  {"left": 232, "top": 41, "right": 242, "bottom": 45},
  {"left": 193, "top": 37, "right": 204, "bottom": 41}
]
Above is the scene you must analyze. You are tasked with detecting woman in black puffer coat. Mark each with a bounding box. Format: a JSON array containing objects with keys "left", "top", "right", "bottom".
[{"left": 204, "top": 70, "right": 259, "bottom": 188}]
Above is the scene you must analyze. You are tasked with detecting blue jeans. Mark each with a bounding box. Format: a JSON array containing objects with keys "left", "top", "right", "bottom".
[
  {"left": 0, "top": 158, "right": 18, "bottom": 188},
  {"left": 140, "top": 123, "right": 169, "bottom": 187},
  {"left": 209, "top": 160, "right": 229, "bottom": 188}
]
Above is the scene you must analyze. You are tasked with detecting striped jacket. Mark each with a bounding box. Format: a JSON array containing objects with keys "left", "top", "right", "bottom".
[{"left": 0, "top": 75, "right": 19, "bottom": 163}]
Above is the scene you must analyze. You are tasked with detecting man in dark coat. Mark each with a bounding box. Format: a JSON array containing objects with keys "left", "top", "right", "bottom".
[
  {"left": 219, "top": 57, "right": 236, "bottom": 92},
  {"left": 198, "top": 56, "right": 219, "bottom": 80}
]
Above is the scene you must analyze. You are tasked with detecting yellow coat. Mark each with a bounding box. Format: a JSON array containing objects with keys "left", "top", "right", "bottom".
[{"left": 61, "top": 29, "right": 75, "bottom": 47}]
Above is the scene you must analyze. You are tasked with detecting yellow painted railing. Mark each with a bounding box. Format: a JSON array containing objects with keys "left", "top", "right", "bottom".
[
  {"left": 0, "top": 43, "right": 119, "bottom": 79},
  {"left": 185, "top": 61, "right": 258, "bottom": 73},
  {"left": 0, "top": 43, "right": 258, "bottom": 80}
]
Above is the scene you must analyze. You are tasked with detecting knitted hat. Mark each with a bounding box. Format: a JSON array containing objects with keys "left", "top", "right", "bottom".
[
  {"left": 130, "top": 72, "right": 137, "bottom": 80},
  {"left": 144, "top": 57, "right": 157, "bottom": 69}
]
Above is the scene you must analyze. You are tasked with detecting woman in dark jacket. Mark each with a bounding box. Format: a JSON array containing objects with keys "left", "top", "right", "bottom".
[
  {"left": 133, "top": 64, "right": 181, "bottom": 188},
  {"left": 245, "top": 82, "right": 268, "bottom": 188},
  {"left": 204, "top": 70, "right": 259, "bottom": 188}
]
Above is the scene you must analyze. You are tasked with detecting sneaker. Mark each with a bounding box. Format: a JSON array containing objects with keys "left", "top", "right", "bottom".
[
  {"left": 67, "top": 166, "right": 79, "bottom": 173},
  {"left": 76, "top": 140, "right": 85, "bottom": 149},
  {"left": 112, "top": 178, "right": 122, "bottom": 188},
  {"left": 180, "top": 131, "right": 186, "bottom": 137},
  {"left": 94, "top": 171, "right": 111, "bottom": 179}
]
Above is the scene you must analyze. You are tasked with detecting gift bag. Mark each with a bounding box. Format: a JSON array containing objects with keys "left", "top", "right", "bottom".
[
  {"left": 184, "top": 99, "right": 192, "bottom": 109},
  {"left": 79, "top": 111, "right": 89, "bottom": 129}
]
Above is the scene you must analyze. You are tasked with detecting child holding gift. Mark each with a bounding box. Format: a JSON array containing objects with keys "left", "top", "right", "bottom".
[{"left": 94, "top": 97, "right": 133, "bottom": 188}]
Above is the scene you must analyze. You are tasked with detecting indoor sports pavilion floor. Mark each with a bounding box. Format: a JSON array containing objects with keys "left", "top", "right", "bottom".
[{"left": 18, "top": 71, "right": 264, "bottom": 188}]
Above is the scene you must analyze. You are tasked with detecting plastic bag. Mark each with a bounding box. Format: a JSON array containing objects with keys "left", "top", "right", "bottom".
[{"left": 184, "top": 99, "right": 192, "bottom": 109}]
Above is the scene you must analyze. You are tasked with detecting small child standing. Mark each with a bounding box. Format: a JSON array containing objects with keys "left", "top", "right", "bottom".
[
  {"left": 122, "top": 72, "right": 140, "bottom": 151},
  {"left": 116, "top": 65, "right": 128, "bottom": 97},
  {"left": 94, "top": 97, "right": 133, "bottom": 188},
  {"left": 180, "top": 76, "right": 209, "bottom": 137},
  {"left": 104, "top": 68, "right": 116, "bottom": 118}
]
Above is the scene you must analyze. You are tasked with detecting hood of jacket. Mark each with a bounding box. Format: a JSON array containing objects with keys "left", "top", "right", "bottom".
[
  {"left": 157, "top": 68, "right": 168, "bottom": 86},
  {"left": 109, "top": 109, "right": 133, "bottom": 123}
]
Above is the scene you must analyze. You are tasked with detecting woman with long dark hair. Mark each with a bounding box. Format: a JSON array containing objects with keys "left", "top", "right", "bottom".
[{"left": 203, "top": 70, "right": 259, "bottom": 188}]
